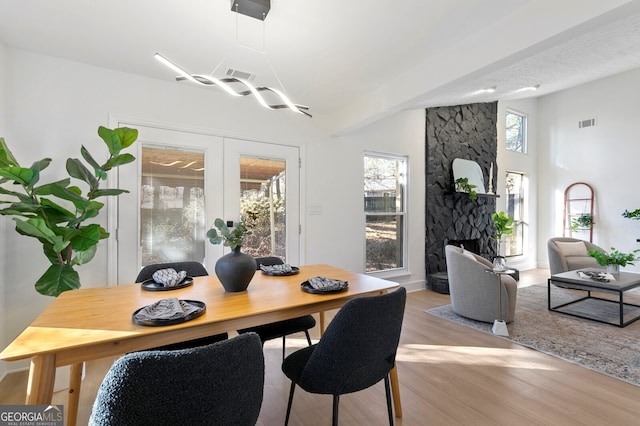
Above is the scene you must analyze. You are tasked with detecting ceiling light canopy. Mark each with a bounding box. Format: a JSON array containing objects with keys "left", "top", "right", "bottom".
[{"left": 231, "top": 0, "right": 270, "bottom": 21}]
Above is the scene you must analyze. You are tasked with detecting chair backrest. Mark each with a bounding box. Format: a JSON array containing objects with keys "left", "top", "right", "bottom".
[
  {"left": 255, "top": 256, "right": 284, "bottom": 270},
  {"left": 547, "top": 237, "right": 603, "bottom": 275},
  {"left": 135, "top": 261, "right": 209, "bottom": 282},
  {"left": 89, "top": 333, "right": 264, "bottom": 426},
  {"left": 297, "top": 287, "right": 406, "bottom": 395}
]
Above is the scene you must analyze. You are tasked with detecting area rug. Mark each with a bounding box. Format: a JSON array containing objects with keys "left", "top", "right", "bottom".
[{"left": 426, "top": 283, "right": 640, "bottom": 387}]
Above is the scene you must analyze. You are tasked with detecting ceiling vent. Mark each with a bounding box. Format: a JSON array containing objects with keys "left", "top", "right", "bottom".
[
  {"left": 578, "top": 118, "right": 596, "bottom": 128},
  {"left": 225, "top": 68, "right": 257, "bottom": 81}
]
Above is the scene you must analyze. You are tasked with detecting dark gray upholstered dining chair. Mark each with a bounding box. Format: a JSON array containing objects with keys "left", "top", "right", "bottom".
[
  {"left": 282, "top": 287, "right": 406, "bottom": 426},
  {"left": 135, "top": 261, "right": 228, "bottom": 349},
  {"left": 89, "top": 333, "right": 264, "bottom": 426},
  {"left": 238, "top": 256, "right": 316, "bottom": 359}
]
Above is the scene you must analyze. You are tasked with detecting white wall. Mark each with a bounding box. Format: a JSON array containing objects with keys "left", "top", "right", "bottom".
[
  {"left": 538, "top": 67, "right": 640, "bottom": 271},
  {"left": 0, "top": 48, "right": 426, "bottom": 373},
  {"left": 497, "top": 98, "right": 539, "bottom": 271},
  {"left": 305, "top": 109, "right": 426, "bottom": 289},
  {"left": 0, "top": 42, "right": 7, "bottom": 380}
]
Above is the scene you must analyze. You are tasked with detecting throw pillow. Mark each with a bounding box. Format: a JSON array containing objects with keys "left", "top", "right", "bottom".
[{"left": 555, "top": 241, "right": 588, "bottom": 257}]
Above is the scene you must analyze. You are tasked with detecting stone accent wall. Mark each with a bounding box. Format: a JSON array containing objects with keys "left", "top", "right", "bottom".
[{"left": 425, "top": 102, "right": 498, "bottom": 288}]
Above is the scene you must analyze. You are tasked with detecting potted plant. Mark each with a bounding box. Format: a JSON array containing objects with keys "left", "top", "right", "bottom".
[
  {"left": 0, "top": 126, "right": 137, "bottom": 296},
  {"left": 622, "top": 208, "right": 640, "bottom": 220},
  {"left": 207, "top": 217, "right": 257, "bottom": 292},
  {"left": 587, "top": 247, "right": 640, "bottom": 274},
  {"left": 454, "top": 177, "right": 477, "bottom": 201},
  {"left": 491, "top": 211, "right": 514, "bottom": 270},
  {"left": 570, "top": 213, "right": 594, "bottom": 231}
]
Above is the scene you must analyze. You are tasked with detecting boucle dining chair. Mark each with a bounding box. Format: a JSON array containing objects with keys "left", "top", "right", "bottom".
[
  {"left": 89, "top": 333, "right": 264, "bottom": 426},
  {"left": 238, "top": 256, "right": 316, "bottom": 359},
  {"left": 282, "top": 287, "right": 406, "bottom": 426},
  {"left": 135, "top": 261, "right": 228, "bottom": 349}
]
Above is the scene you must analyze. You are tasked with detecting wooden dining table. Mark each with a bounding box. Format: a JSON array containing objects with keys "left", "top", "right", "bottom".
[{"left": 0, "top": 264, "right": 402, "bottom": 425}]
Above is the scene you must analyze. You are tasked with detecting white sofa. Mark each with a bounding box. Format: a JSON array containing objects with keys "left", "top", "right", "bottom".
[{"left": 444, "top": 245, "right": 518, "bottom": 323}]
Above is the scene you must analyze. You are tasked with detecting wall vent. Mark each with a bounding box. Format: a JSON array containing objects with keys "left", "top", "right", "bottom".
[
  {"left": 225, "top": 68, "right": 257, "bottom": 81},
  {"left": 578, "top": 118, "right": 596, "bottom": 128}
]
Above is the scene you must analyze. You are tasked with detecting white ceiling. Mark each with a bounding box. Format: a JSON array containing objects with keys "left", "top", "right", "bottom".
[{"left": 1, "top": 0, "right": 640, "bottom": 132}]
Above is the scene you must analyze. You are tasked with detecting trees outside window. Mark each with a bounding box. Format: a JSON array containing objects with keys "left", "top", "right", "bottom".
[
  {"left": 506, "top": 110, "right": 527, "bottom": 153},
  {"left": 364, "top": 153, "right": 407, "bottom": 272},
  {"left": 505, "top": 171, "right": 526, "bottom": 257}
]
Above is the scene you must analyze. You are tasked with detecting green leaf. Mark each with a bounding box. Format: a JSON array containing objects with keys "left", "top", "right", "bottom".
[
  {"left": 98, "top": 126, "right": 121, "bottom": 155},
  {"left": 80, "top": 145, "right": 107, "bottom": 180},
  {"left": 66, "top": 158, "right": 98, "bottom": 191},
  {"left": 90, "top": 188, "right": 129, "bottom": 198},
  {"left": 116, "top": 127, "right": 138, "bottom": 149},
  {"left": 35, "top": 263, "right": 80, "bottom": 297},
  {"left": 0, "top": 166, "right": 34, "bottom": 186},
  {"left": 33, "top": 178, "right": 71, "bottom": 195},
  {"left": 69, "top": 223, "right": 102, "bottom": 251},
  {"left": 49, "top": 184, "right": 92, "bottom": 211},
  {"left": 0, "top": 138, "right": 20, "bottom": 167},
  {"left": 40, "top": 198, "right": 76, "bottom": 223},
  {"left": 0, "top": 201, "right": 41, "bottom": 216},
  {"left": 72, "top": 244, "right": 97, "bottom": 266},
  {"left": 14, "top": 218, "right": 68, "bottom": 253},
  {"left": 109, "top": 153, "right": 136, "bottom": 168}
]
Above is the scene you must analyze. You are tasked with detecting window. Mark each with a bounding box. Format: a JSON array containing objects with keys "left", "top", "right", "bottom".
[
  {"left": 364, "top": 153, "right": 407, "bottom": 272},
  {"left": 505, "top": 171, "right": 525, "bottom": 257},
  {"left": 505, "top": 110, "right": 527, "bottom": 153}
]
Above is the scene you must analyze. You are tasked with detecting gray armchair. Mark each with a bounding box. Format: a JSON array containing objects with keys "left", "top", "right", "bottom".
[
  {"left": 445, "top": 245, "right": 517, "bottom": 323},
  {"left": 547, "top": 237, "right": 604, "bottom": 275}
]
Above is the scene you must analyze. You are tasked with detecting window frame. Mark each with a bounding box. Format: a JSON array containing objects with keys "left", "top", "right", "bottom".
[
  {"left": 505, "top": 109, "right": 528, "bottom": 154},
  {"left": 505, "top": 170, "right": 526, "bottom": 258},
  {"left": 363, "top": 151, "right": 409, "bottom": 276}
]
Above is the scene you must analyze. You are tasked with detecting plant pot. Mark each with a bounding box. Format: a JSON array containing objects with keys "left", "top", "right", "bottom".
[
  {"left": 607, "top": 264, "right": 620, "bottom": 275},
  {"left": 215, "top": 246, "right": 257, "bottom": 292}
]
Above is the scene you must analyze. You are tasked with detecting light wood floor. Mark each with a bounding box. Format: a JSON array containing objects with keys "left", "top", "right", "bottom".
[{"left": 2, "top": 269, "right": 640, "bottom": 425}]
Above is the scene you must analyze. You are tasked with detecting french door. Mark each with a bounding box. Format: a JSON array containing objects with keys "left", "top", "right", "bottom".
[{"left": 111, "top": 123, "right": 299, "bottom": 284}]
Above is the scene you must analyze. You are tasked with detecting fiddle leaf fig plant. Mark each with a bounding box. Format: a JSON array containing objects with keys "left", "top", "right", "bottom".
[
  {"left": 0, "top": 126, "right": 138, "bottom": 297},
  {"left": 491, "top": 211, "right": 514, "bottom": 257}
]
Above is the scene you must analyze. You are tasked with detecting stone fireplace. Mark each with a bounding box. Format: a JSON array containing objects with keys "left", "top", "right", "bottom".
[{"left": 425, "top": 102, "right": 498, "bottom": 293}]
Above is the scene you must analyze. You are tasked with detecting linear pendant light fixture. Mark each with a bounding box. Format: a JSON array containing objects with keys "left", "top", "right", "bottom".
[{"left": 154, "top": 0, "right": 310, "bottom": 117}]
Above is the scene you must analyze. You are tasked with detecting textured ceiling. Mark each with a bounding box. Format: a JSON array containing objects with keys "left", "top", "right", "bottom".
[{"left": 1, "top": 0, "right": 640, "bottom": 131}]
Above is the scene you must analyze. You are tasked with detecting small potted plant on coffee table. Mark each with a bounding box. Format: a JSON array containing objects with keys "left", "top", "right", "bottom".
[{"left": 587, "top": 247, "right": 640, "bottom": 274}]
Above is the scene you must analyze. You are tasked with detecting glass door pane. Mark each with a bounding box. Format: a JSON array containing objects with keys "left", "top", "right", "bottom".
[
  {"left": 240, "top": 156, "right": 286, "bottom": 258},
  {"left": 140, "top": 147, "right": 206, "bottom": 265},
  {"left": 223, "top": 138, "right": 300, "bottom": 266}
]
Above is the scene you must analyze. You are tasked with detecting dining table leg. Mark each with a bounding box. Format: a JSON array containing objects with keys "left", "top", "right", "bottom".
[
  {"left": 319, "top": 311, "right": 326, "bottom": 334},
  {"left": 390, "top": 362, "right": 402, "bottom": 418},
  {"left": 66, "top": 363, "right": 84, "bottom": 426},
  {"left": 25, "top": 354, "right": 56, "bottom": 404}
]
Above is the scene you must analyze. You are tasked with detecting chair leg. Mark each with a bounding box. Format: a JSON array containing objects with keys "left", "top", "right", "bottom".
[
  {"left": 285, "top": 381, "right": 296, "bottom": 426},
  {"left": 304, "top": 329, "right": 313, "bottom": 346},
  {"left": 282, "top": 336, "right": 286, "bottom": 360},
  {"left": 384, "top": 375, "right": 394, "bottom": 426},
  {"left": 332, "top": 394, "right": 340, "bottom": 426}
]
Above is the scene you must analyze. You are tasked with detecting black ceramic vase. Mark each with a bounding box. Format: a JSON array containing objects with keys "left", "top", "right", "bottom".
[{"left": 215, "top": 246, "right": 257, "bottom": 292}]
